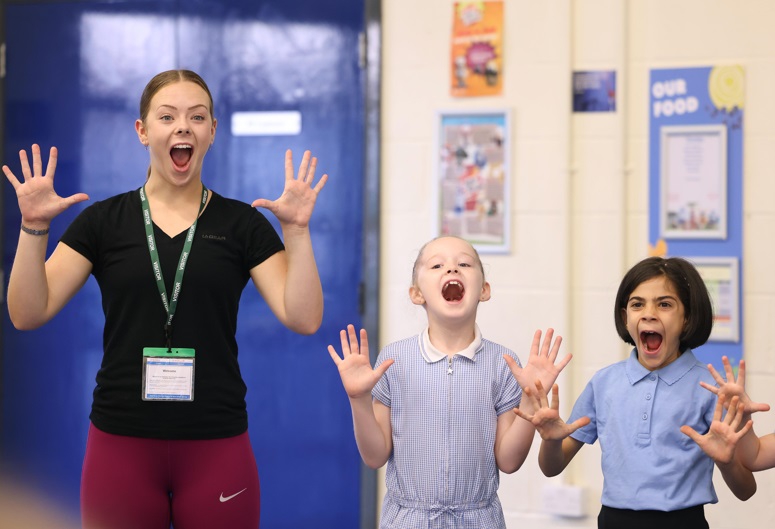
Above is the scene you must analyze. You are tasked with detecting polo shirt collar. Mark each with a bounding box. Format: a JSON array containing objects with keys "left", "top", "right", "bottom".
[
  {"left": 625, "top": 347, "right": 699, "bottom": 386},
  {"left": 419, "top": 325, "right": 482, "bottom": 363}
]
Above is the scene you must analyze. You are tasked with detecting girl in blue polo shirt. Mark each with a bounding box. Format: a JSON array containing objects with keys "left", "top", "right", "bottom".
[
  {"left": 328, "top": 235, "right": 572, "bottom": 529},
  {"left": 514, "top": 256, "right": 756, "bottom": 529}
]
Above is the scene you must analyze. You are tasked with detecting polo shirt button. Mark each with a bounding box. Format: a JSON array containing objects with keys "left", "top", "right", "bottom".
[
  {"left": 642, "top": 413, "right": 648, "bottom": 420},
  {"left": 649, "top": 375, "right": 656, "bottom": 381},
  {"left": 646, "top": 394, "right": 652, "bottom": 400}
]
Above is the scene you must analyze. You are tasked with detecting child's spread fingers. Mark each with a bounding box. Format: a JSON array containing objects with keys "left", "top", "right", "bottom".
[
  {"left": 570, "top": 416, "right": 591, "bottom": 432},
  {"left": 346, "top": 324, "right": 359, "bottom": 354},
  {"left": 539, "top": 328, "right": 554, "bottom": 356},
  {"left": 338, "top": 329, "right": 350, "bottom": 355},
  {"left": 736, "top": 358, "right": 746, "bottom": 387},
  {"left": 706, "top": 363, "right": 725, "bottom": 386},
  {"left": 713, "top": 395, "right": 726, "bottom": 422},
  {"left": 359, "top": 328, "right": 369, "bottom": 356},
  {"left": 549, "top": 384, "right": 561, "bottom": 411},
  {"left": 503, "top": 354, "right": 520, "bottom": 377},
  {"left": 529, "top": 329, "right": 542, "bottom": 357},
  {"left": 729, "top": 402, "right": 745, "bottom": 429},
  {"left": 375, "top": 358, "right": 394, "bottom": 377},
  {"left": 554, "top": 352, "right": 572, "bottom": 372},
  {"left": 547, "top": 333, "right": 562, "bottom": 361},
  {"left": 327, "top": 345, "right": 342, "bottom": 365},
  {"left": 737, "top": 419, "right": 753, "bottom": 439},
  {"left": 722, "top": 356, "right": 735, "bottom": 382},
  {"left": 699, "top": 381, "right": 719, "bottom": 396},
  {"left": 680, "top": 424, "right": 701, "bottom": 442}
]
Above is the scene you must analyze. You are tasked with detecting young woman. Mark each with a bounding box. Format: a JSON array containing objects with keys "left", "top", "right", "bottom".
[{"left": 2, "top": 69, "right": 327, "bottom": 529}]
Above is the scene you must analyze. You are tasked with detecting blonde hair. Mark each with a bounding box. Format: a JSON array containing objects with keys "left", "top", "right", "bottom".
[{"left": 411, "top": 236, "right": 485, "bottom": 286}]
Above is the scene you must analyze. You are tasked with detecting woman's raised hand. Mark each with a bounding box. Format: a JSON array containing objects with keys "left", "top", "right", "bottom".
[
  {"left": 252, "top": 149, "right": 328, "bottom": 229},
  {"left": 2, "top": 144, "right": 89, "bottom": 227}
]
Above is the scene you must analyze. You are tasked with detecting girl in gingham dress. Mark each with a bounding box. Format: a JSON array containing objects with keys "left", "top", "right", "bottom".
[{"left": 328, "top": 236, "right": 573, "bottom": 528}]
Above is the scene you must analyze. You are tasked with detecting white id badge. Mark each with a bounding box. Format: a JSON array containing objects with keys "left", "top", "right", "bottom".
[{"left": 142, "top": 347, "right": 195, "bottom": 401}]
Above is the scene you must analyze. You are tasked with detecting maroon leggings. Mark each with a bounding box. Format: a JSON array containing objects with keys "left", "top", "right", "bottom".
[{"left": 81, "top": 424, "right": 260, "bottom": 529}]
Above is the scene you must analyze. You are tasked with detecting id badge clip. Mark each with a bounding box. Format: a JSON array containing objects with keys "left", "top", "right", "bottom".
[{"left": 142, "top": 347, "right": 195, "bottom": 401}]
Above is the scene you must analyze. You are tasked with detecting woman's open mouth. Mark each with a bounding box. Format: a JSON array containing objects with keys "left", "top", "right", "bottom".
[{"left": 170, "top": 144, "right": 193, "bottom": 171}]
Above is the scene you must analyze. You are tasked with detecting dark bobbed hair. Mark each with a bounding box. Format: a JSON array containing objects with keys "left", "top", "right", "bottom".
[
  {"left": 613, "top": 256, "right": 713, "bottom": 353},
  {"left": 139, "top": 69, "right": 214, "bottom": 123}
]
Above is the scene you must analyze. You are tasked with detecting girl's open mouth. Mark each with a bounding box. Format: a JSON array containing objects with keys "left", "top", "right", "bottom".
[
  {"left": 442, "top": 280, "right": 464, "bottom": 302},
  {"left": 641, "top": 331, "right": 663, "bottom": 354}
]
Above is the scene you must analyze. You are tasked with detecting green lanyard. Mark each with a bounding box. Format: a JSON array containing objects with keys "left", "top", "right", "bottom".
[{"left": 139, "top": 184, "right": 208, "bottom": 350}]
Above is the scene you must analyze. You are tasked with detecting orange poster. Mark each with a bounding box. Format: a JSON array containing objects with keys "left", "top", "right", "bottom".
[{"left": 451, "top": 1, "right": 503, "bottom": 97}]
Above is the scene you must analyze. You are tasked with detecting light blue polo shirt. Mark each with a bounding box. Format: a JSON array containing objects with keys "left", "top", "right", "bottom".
[
  {"left": 372, "top": 327, "right": 522, "bottom": 529},
  {"left": 568, "top": 348, "right": 718, "bottom": 511}
]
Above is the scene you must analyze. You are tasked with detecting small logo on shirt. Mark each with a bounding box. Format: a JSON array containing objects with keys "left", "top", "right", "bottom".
[
  {"left": 202, "top": 234, "right": 227, "bottom": 241},
  {"left": 219, "top": 488, "right": 247, "bottom": 502}
]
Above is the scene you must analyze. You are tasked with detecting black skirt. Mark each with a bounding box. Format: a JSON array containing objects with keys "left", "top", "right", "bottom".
[{"left": 598, "top": 505, "right": 708, "bottom": 529}]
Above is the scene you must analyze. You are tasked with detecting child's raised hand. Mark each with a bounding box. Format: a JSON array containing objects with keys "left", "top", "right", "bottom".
[
  {"left": 503, "top": 328, "right": 571, "bottom": 393},
  {"left": 328, "top": 324, "right": 393, "bottom": 400},
  {"left": 514, "top": 380, "right": 590, "bottom": 440},
  {"left": 680, "top": 395, "right": 753, "bottom": 464},
  {"left": 700, "top": 356, "right": 770, "bottom": 415}
]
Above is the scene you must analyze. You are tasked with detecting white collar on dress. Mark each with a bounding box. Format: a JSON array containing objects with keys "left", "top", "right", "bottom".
[{"left": 419, "top": 324, "right": 482, "bottom": 363}]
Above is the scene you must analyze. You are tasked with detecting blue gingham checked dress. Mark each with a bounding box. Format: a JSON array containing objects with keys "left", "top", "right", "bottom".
[{"left": 372, "top": 327, "right": 522, "bottom": 529}]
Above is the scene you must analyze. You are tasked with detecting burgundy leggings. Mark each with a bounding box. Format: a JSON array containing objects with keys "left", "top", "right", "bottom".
[{"left": 81, "top": 424, "right": 260, "bottom": 529}]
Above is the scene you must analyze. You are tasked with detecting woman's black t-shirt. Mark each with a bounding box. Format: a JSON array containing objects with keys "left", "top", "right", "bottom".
[{"left": 61, "top": 189, "right": 284, "bottom": 439}]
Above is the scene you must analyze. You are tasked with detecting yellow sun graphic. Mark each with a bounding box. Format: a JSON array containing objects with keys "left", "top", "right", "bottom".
[{"left": 708, "top": 65, "right": 745, "bottom": 111}]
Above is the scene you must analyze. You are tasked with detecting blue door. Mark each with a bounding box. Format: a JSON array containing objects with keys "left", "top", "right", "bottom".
[{"left": 1, "top": 1, "right": 374, "bottom": 527}]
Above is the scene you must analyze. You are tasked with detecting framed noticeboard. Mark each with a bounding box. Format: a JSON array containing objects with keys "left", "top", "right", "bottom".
[
  {"left": 660, "top": 124, "right": 727, "bottom": 240},
  {"left": 434, "top": 109, "right": 510, "bottom": 254},
  {"left": 692, "top": 256, "right": 740, "bottom": 343}
]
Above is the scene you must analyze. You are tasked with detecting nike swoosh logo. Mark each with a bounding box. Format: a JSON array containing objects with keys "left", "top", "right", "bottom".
[{"left": 219, "top": 488, "right": 247, "bottom": 502}]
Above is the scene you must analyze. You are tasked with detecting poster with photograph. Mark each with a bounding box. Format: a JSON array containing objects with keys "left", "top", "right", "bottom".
[
  {"left": 572, "top": 70, "right": 616, "bottom": 112},
  {"left": 692, "top": 257, "right": 739, "bottom": 343},
  {"left": 451, "top": 1, "right": 503, "bottom": 97},
  {"left": 434, "top": 110, "right": 510, "bottom": 253},
  {"left": 660, "top": 124, "right": 727, "bottom": 239}
]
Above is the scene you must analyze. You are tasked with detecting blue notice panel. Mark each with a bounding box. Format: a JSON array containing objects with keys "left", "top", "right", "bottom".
[{"left": 648, "top": 66, "right": 745, "bottom": 371}]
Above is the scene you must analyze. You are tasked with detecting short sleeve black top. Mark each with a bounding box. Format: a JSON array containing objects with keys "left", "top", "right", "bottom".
[{"left": 60, "top": 189, "right": 284, "bottom": 439}]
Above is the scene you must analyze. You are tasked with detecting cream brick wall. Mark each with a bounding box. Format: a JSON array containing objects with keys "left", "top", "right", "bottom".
[{"left": 381, "top": 1, "right": 775, "bottom": 527}]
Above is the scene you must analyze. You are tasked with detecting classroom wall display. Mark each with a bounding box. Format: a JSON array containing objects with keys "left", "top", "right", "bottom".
[
  {"left": 649, "top": 65, "right": 744, "bottom": 369},
  {"left": 434, "top": 109, "right": 510, "bottom": 254},
  {"left": 692, "top": 257, "right": 740, "bottom": 343},
  {"left": 660, "top": 124, "right": 727, "bottom": 239},
  {"left": 572, "top": 70, "right": 616, "bottom": 112},
  {"left": 450, "top": 1, "right": 503, "bottom": 97}
]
